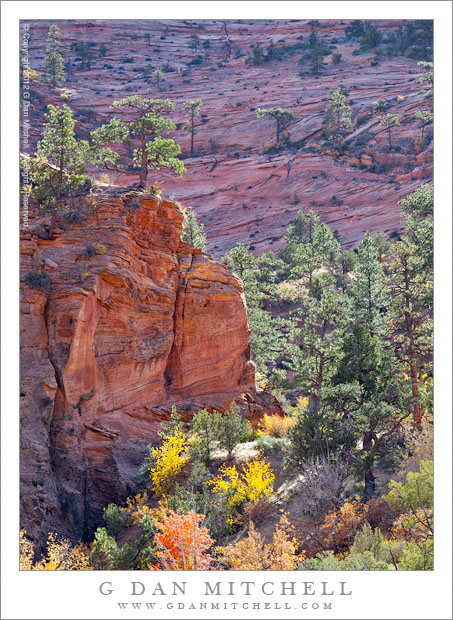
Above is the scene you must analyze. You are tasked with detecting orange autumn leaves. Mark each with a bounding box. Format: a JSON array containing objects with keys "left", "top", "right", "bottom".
[{"left": 150, "top": 509, "right": 215, "bottom": 570}]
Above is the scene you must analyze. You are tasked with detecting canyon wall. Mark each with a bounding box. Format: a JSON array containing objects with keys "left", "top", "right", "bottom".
[{"left": 20, "top": 191, "right": 269, "bottom": 544}]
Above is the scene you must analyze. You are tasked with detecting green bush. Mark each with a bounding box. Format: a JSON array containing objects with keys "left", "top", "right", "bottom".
[
  {"left": 103, "top": 503, "right": 127, "bottom": 538},
  {"left": 386, "top": 460, "right": 433, "bottom": 511},
  {"left": 189, "top": 409, "right": 222, "bottom": 464},
  {"left": 299, "top": 550, "right": 391, "bottom": 570},
  {"left": 256, "top": 435, "right": 288, "bottom": 455},
  {"left": 217, "top": 403, "right": 252, "bottom": 456}
]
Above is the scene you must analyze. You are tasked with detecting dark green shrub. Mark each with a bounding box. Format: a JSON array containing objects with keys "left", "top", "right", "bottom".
[
  {"left": 103, "top": 503, "right": 128, "bottom": 538},
  {"left": 256, "top": 435, "right": 288, "bottom": 455},
  {"left": 25, "top": 271, "right": 52, "bottom": 292},
  {"left": 218, "top": 404, "right": 252, "bottom": 456},
  {"left": 85, "top": 244, "right": 96, "bottom": 257}
]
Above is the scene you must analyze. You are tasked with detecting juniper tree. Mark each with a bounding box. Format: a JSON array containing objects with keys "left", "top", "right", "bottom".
[
  {"left": 183, "top": 99, "right": 203, "bottom": 158},
  {"left": 90, "top": 95, "right": 185, "bottom": 189},
  {"left": 43, "top": 24, "right": 65, "bottom": 88},
  {"left": 182, "top": 205, "right": 206, "bottom": 250},
  {"left": 379, "top": 113, "right": 400, "bottom": 150},
  {"left": 324, "top": 88, "right": 352, "bottom": 152},
  {"left": 256, "top": 107, "right": 296, "bottom": 143}
]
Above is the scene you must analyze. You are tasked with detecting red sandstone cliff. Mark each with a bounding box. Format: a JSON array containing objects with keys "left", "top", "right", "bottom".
[{"left": 20, "top": 191, "right": 275, "bottom": 544}]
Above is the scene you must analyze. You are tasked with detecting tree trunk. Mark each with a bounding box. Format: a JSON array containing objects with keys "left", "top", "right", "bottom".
[
  {"left": 364, "top": 468, "right": 375, "bottom": 498},
  {"left": 190, "top": 109, "right": 194, "bottom": 158},
  {"left": 363, "top": 434, "right": 375, "bottom": 497},
  {"left": 403, "top": 261, "right": 422, "bottom": 426},
  {"left": 49, "top": 150, "right": 64, "bottom": 239},
  {"left": 139, "top": 133, "right": 148, "bottom": 189},
  {"left": 276, "top": 120, "right": 280, "bottom": 143},
  {"left": 388, "top": 128, "right": 392, "bottom": 150}
]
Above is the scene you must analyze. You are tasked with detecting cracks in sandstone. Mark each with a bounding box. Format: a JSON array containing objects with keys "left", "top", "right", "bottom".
[{"left": 164, "top": 248, "right": 195, "bottom": 396}]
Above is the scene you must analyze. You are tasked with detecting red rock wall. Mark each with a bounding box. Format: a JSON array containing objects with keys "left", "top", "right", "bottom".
[{"left": 20, "top": 192, "right": 257, "bottom": 543}]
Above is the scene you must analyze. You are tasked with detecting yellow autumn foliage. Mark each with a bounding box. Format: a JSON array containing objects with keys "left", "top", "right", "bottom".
[
  {"left": 20, "top": 530, "right": 92, "bottom": 570},
  {"left": 218, "top": 514, "right": 302, "bottom": 570},
  {"left": 208, "top": 457, "right": 275, "bottom": 513},
  {"left": 19, "top": 530, "right": 35, "bottom": 570},
  {"left": 120, "top": 491, "right": 153, "bottom": 525},
  {"left": 149, "top": 431, "right": 188, "bottom": 498},
  {"left": 257, "top": 413, "right": 295, "bottom": 437}
]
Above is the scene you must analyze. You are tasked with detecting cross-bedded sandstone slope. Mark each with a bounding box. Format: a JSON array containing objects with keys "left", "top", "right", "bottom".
[{"left": 25, "top": 19, "right": 433, "bottom": 256}]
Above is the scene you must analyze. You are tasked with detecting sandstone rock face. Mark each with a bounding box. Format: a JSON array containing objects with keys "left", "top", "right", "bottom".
[
  {"left": 20, "top": 192, "right": 266, "bottom": 544},
  {"left": 24, "top": 19, "right": 433, "bottom": 257}
]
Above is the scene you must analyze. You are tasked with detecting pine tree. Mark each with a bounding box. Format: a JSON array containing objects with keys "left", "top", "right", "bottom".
[
  {"left": 183, "top": 99, "right": 203, "bottom": 158},
  {"left": 324, "top": 88, "right": 352, "bottom": 152},
  {"left": 415, "top": 110, "right": 433, "bottom": 140},
  {"left": 256, "top": 107, "right": 296, "bottom": 143},
  {"left": 379, "top": 113, "right": 400, "bottom": 150},
  {"left": 329, "top": 324, "right": 406, "bottom": 497},
  {"left": 351, "top": 232, "right": 389, "bottom": 336},
  {"left": 151, "top": 68, "right": 163, "bottom": 92},
  {"left": 224, "top": 244, "right": 288, "bottom": 379},
  {"left": 43, "top": 24, "right": 65, "bottom": 88},
  {"left": 386, "top": 185, "right": 433, "bottom": 426},
  {"left": 182, "top": 205, "right": 206, "bottom": 250},
  {"left": 33, "top": 104, "right": 88, "bottom": 238},
  {"left": 286, "top": 287, "right": 350, "bottom": 410},
  {"left": 309, "top": 47, "right": 327, "bottom": 75},
  {"left": 91, "top": 95, "right": 185, "bottom": 189},
  {"left": 285, "top": 210, "right": 340, "bottom": 298}
]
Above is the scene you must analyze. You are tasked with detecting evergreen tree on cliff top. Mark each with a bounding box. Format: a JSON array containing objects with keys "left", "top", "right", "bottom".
[
  {"left": 182, "top": 205, "right": 206, "bottom": 250},
  {"left": 91, "top": 95, "right": 185, "bottom": 189},
  {"left": 43, "top": 24, "right": 65, "bottom": 88},
  {"left": 32, "top": 104, "right": 88, "bottom": 238},
  {"left": 31, "top": 104, "right": 114, "bottom": 238}
]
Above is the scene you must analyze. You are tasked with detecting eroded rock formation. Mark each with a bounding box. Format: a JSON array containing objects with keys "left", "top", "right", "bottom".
[{"left": 20, "top": 191, "right": 274, "bottom": 544}]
